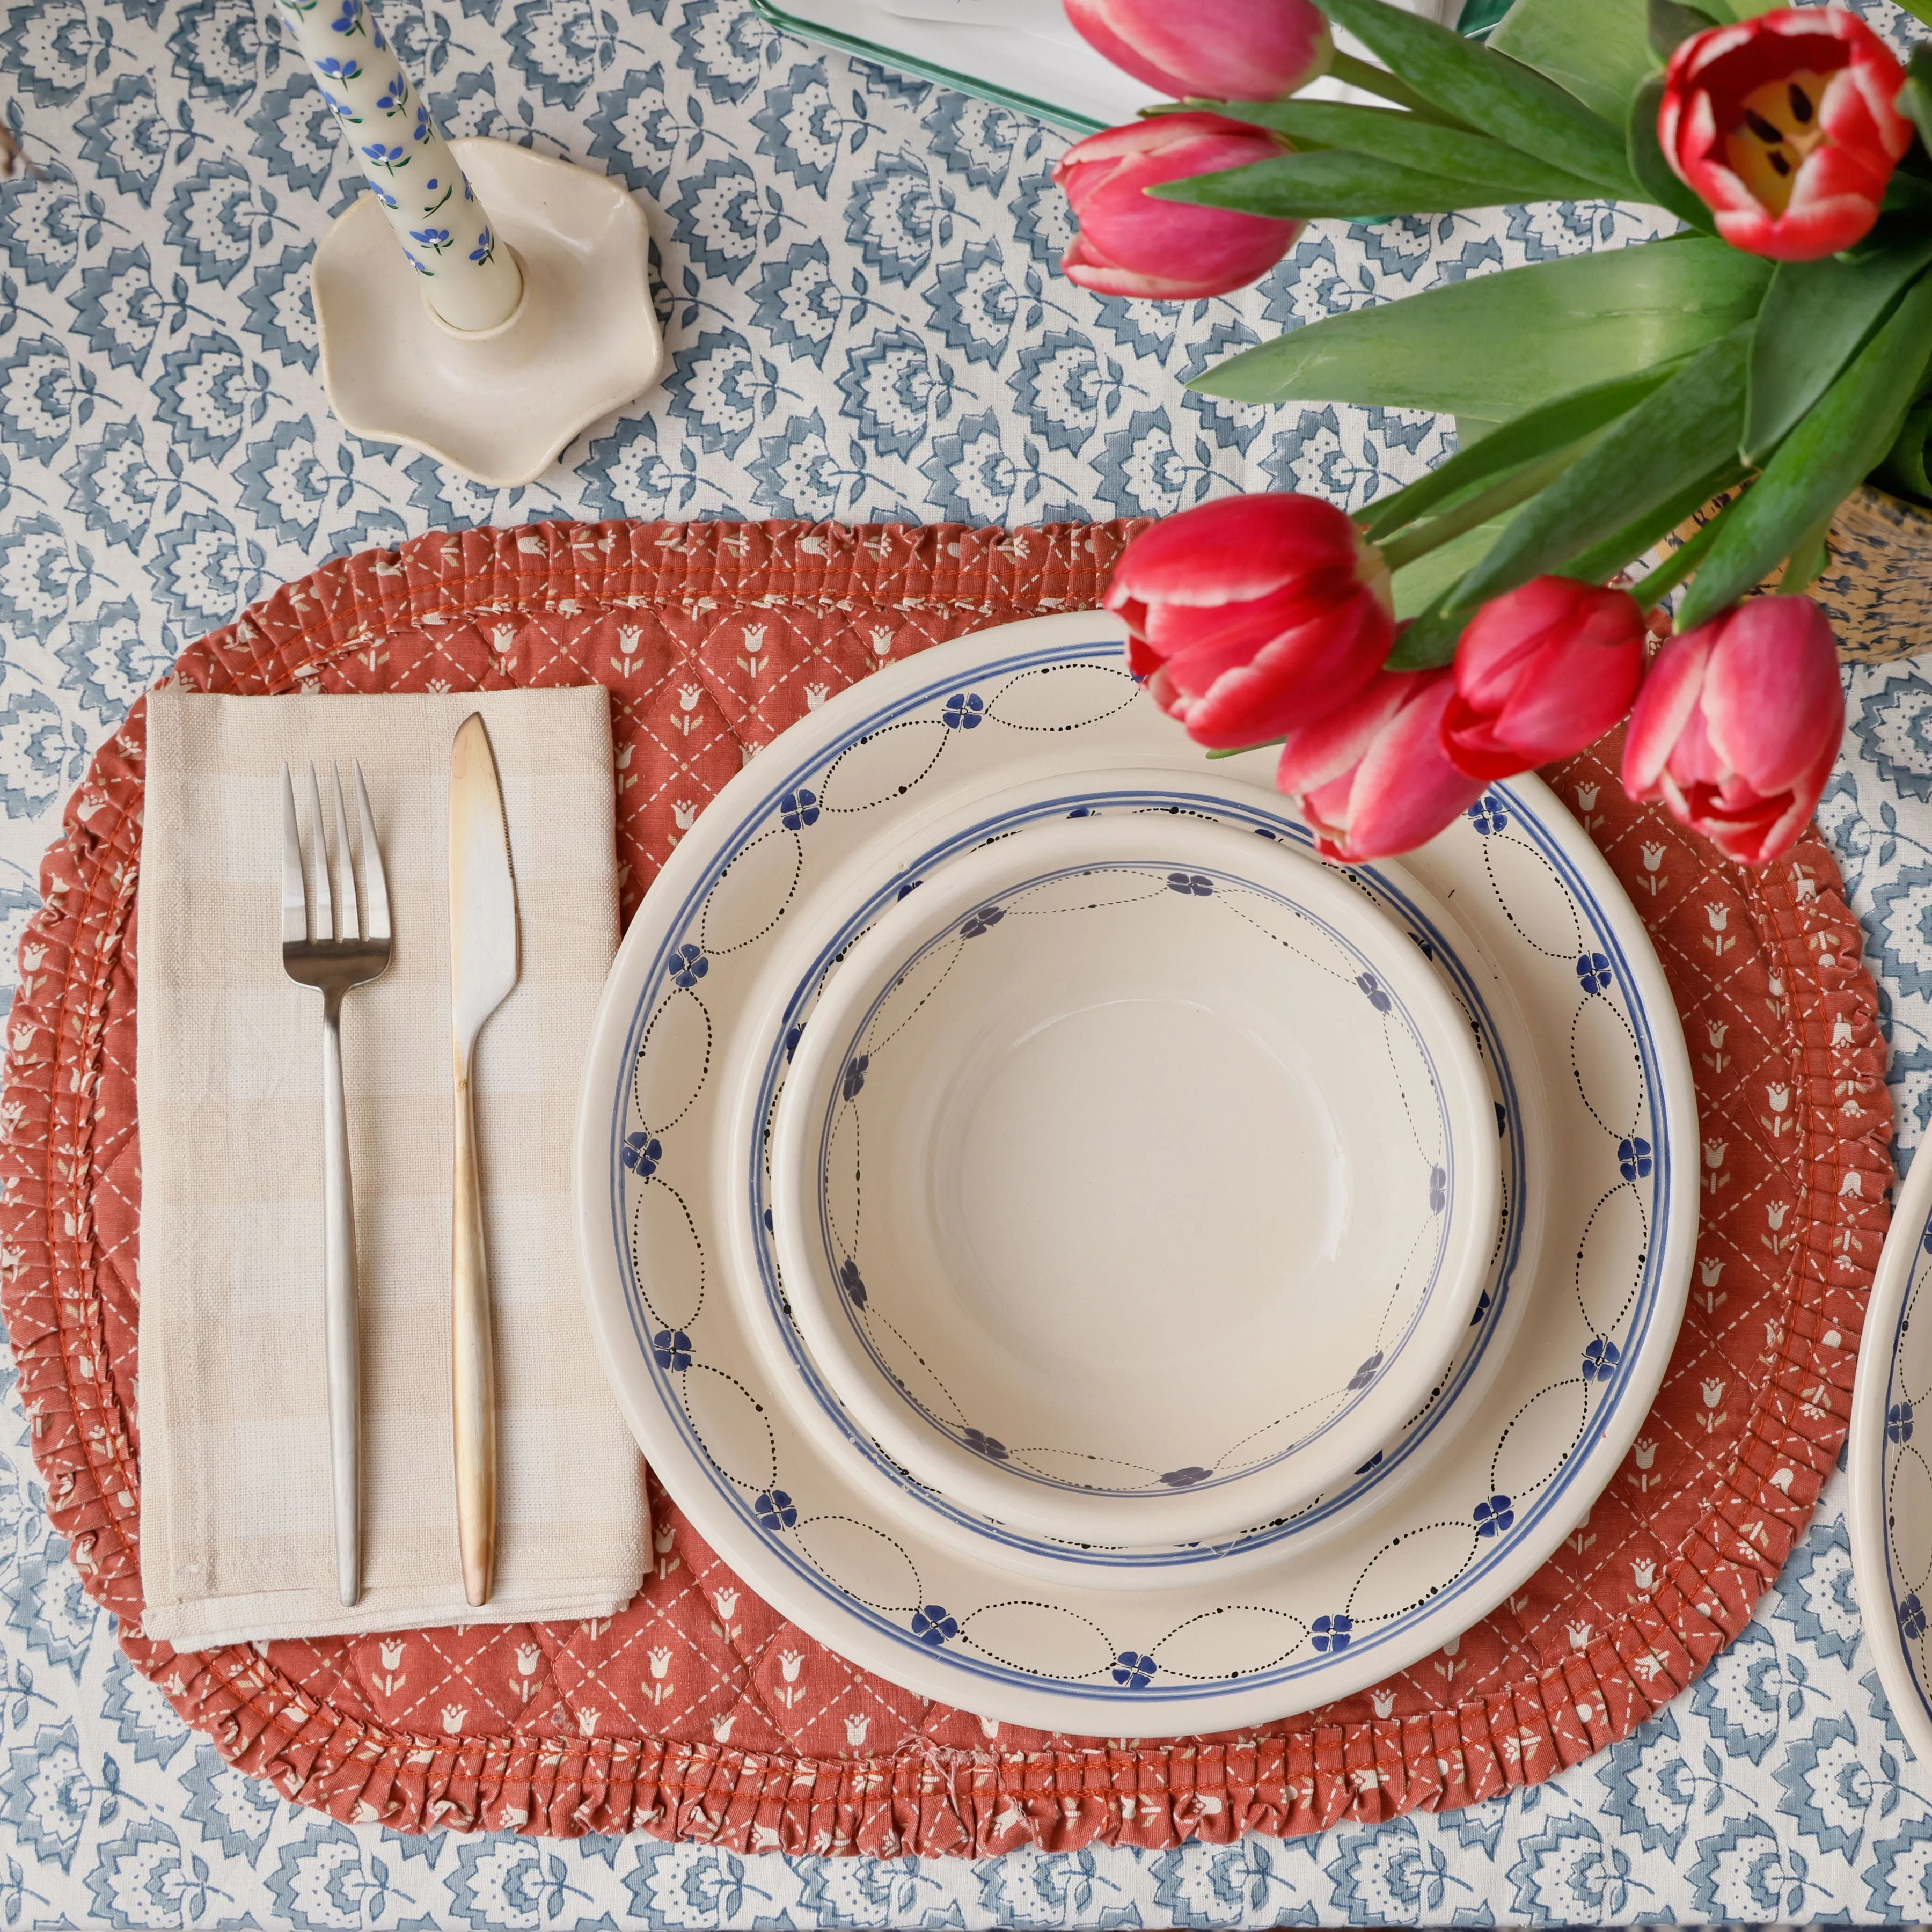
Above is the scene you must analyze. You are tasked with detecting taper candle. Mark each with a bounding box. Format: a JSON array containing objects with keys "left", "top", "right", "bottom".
[{"left": 276, "top": 0, "right": 523, "bottom": 333}]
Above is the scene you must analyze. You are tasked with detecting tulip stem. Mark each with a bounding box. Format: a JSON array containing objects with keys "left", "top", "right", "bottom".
[
  {"left": 1324, "top": 50, "right": 1467, "bottom": 126},
  {"left": 1375, "top": 442, "right": 1589, "bottom": 575},
  {"left": 1625, "top": 508, "right": 1731, "bottom": 615}
]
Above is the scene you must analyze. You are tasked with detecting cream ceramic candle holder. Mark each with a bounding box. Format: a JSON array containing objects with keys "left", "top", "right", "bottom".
[{"left": 276, "top": 0, "right": 662, "bottom": 486}]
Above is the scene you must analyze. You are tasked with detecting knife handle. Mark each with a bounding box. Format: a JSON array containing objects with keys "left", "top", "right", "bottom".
[{"left": 451, "top": 1044, "right": 496, "bottom": 1606}]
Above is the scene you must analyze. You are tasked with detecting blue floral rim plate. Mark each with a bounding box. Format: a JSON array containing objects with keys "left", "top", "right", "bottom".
[
  {"left": 1851, "top": 1138, "right": 1932, "bottom": 1768},
  {"left": 726, "top": 764, "right": 1542, "bottom": 1592},
  {"left": 573, "top": 613, "right": 1700, "bottom": 1731},
  {"left": 767, "top": 812, "right": 1501, "bottom": 1546}
]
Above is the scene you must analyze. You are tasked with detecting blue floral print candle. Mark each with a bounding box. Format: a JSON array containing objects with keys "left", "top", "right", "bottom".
[{"left": 278, "top": 0, "right": 523, "bottom": 332}]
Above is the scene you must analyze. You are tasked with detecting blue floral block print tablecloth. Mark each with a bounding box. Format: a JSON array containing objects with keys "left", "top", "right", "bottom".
[{"left": 0, "top": 0, "right": 1923, "bottom": 1921}]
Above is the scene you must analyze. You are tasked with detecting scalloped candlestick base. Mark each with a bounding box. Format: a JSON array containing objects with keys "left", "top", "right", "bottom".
[{"left": 313, "top": 140, "right": 662, "bottom": 488}]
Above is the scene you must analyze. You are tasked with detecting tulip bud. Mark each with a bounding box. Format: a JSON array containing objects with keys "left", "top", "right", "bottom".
[
  {"left": 1054, "top": 114, "right": 1301, "bottom": 301},
  {"left": 1442, "top": 578, "right": 1648, "bottom": 781},
  {"left": 1659, "top": 9, "right": 1911, "bottom": 261},
  {"left": 1621, "top": 595, "right": 1845, "bottom": 866},
  {"left": 1064, "top": 0, "right": 1332, "bottom": 103},
  {"left": 1276, "top": 668, "right": 1486, "bottom": 865},
  {"left": 1106, "top": 491, "right": 1395, "bottom": 749}
]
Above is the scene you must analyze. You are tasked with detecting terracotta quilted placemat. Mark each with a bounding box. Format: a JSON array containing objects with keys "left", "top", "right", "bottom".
[{"left": 0, "top": 519, "right": 1892, "bottom": 1851}]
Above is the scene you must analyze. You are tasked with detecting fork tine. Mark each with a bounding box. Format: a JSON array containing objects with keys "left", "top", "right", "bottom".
[
  {"left": 281, "top": 764, "right": 308, "bottom": 945},
  {"left": 355, "top": 762, "right": 390, "bottom": 943},
  {"left": 307, "top": 764, "right": 334, "bottom": 941},
  {"left": 331, "top": 763, "right": 360, "bottom": 941}
]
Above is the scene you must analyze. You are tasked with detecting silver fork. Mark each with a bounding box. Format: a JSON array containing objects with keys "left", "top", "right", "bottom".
[{"left": 281, "top": 763, "right": 392, "bottom": 1607}]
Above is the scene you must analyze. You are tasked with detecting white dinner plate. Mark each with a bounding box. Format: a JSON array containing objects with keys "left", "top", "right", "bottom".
[
  {"left": 770, "top": 812, "right": 1501, "bottom": 1545},
  {"left": 575, "top": 613, "right": 1699, "bottom": 1731},
  {"left": 720, "top": 764, "right": 1546, "bottom": 1593},
  {"left": 1851, "top": 1143, "right": 1932, "bottom": 1767}
]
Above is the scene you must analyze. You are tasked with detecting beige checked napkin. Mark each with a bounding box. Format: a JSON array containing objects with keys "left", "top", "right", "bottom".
[{"left": 136, "top": 686, "right": 648, "bottom": 1650}]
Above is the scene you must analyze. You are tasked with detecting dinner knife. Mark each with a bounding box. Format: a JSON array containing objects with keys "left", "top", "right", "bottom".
[{"left": 449, "top": 712, "right": 519, "bottom": 1607}]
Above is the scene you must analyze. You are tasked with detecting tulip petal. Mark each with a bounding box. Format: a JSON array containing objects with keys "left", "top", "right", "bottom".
[
  {"left": 1621, "top": 630, "right": 1711, "bottom": 800},
  {"left": 1276, "top": 669, "right": 1412, "bottom": 794},
  {"left": 1108, "top": 493, "right": 1366, "bottom": 612},
  {"left": 1699, "top": 596, "right": 1844, "bottom": 796},
  {"left": 1309, "top": 672, "right": 1485, "bottom": 863},
  {"left": 1065, "top": 0, "right": 1331, "bottom": 103},
  {"left": 1170, "top": 586, "right": 1392, "bottom": 747}
]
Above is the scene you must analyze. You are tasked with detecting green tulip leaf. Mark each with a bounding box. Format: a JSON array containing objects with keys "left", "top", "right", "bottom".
[
  {"left": 1190, "top": 234, "right": 1772, "bottom": 419},
  {"left": 1745, "top": 234, "right": 1932, "bottom": 467},
  {"left": 1677, "top": 269, "right": 1932, "bottom": 628},
  {"left": 1895, "top": 0, "right": 1932, "bottom": 30},
  {"left": 1647, "top": 0, "right": 1718, "bottom": 61},
  {"left": 1483, "top": 0, "right": 1655, "bottom": 126},
  {"left": 1900, "top": 45, "right": 1932, "bottom": 156},
  {"left": 1360, "top": 365, "right": 1677, "bottom": 540},
  {"left": 1448, "top": 325, "right": 1753, "bottom": 608},
  {"left": 1877, "top": 397, "right": 1932, "bottom": 504},
  {"left": 1627, "top": 72, "right": 1716, "bottom": 233},
  {"left": 1390, "top": 516, "right": 1517, "bottom": 620},
  {"left": 1212, "top": 99, "right": 1601, "bottom": 199},
  {"left": 1153, "top": 151, "right": 1551, "bottom": 219},
  {"left": 1311, "top": 0, "right": 1637, "bottom": 192},
  {"left": 1383, "top": 598, "right": 1467, "bottom": 671},
  {"left": 1562, "top": 457, "right": 1746, "bottom": 587}
]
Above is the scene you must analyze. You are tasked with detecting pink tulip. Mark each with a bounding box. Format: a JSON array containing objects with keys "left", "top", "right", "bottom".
[
  {"left": 1107, "top": 492, "right": 1395, "bottom": 750},
  {"left": 1621, "top": 595, "right": 1844, "bottom": 866},
  {"left": 1277, "top": 668, "right": 1487, "bottom": 864},
  {"left": 1442, "top": 578, "right": 1648, "bottom": 781},
  {"left": 1054, "top": 114, "right": 1301, "bottom": 301},
  {"left": 1065, "top": 0, "right": 1331, "bottom": 102},
  {"left": 1659, "top": 9, "right": 1911, "bottom": 261}
]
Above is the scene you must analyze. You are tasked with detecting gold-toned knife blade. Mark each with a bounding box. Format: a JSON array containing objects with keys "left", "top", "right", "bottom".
[{"left": 449, "top": 712, "right": 518, "bottom": 1606}]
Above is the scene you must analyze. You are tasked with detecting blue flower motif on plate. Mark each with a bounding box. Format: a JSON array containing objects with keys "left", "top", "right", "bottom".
[
  {"left": 1165, "top": 872, "right": 1211, "bottom": 896},
  {"left": 1583, "top": 1337, "right": 1621, "bottom": 1381},
  {"left": 941, "top": 691, "right": 983, "bottom": 730},
  {"left": 838, "top": 1257, "right": 866, "bottom": 1308},
  {"left": 1468, "top": 793, "right": 1510, "bottom": 836},
  {"left": 1312, "top": 1614, "right": 1351, "bottom": 1653},
  {"left": 1474, "top": 1492, "right": 1513, "bottom": 1536},
  {"left": 962, "top": 1427, "right": 1007, "bottom": 1461},
  {"left": 1110, "top": 1651, "right": 1157, "bottom": 1689},
  {"left": 650, "top": 1330, "right": 692, "bottom": 1371},
  {"left": 668, "top": 943, "right": 707, "bottom": 989},
  {"left": 1356, "top": 971, "right": 1392, "bottom": 1012},
  {"left": 1619, "top": 1135, "right": 1653, "bottom": 1181},
  {"left": 1902, "top": 1592, "right": 1926, "bottom": 1642},
  {"left": 753, "top": 1489, "right": 797, "bottom": 1531},
  {"left": 1429, "top": 1163, "right": 1447, "bottom": 1212},
  {"left": 1160, "top": 1466, "right": 1210, "bottom": 1488},
  {"left": 840, "top": 1053, "right": 867, "bottom": 1101},
  {"left": 959, "top": 904, "right": 1002, "bottom": 939},
  {"left": 910, "top": 1604, "right": 957, "bottom": 1646},
  {"left": 620, "top": 1132, "right": 660, "bottom": 1177},
  {"left": 779, "top": 787, "right": 818, "bottom": 830},
  {"left": 1576, "top": 950, "right": 1613, "bottom": 993},
  {"left": 1346, "top": 1351, "right": 1384, "bottom": 1391},
  {"left": 1890, "top": 1399, "right": 1915, "bottom": 1443}
]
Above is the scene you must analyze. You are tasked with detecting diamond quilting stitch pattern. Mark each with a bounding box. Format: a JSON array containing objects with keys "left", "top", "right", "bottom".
[{"left": 0, "top": 517, "right": 1893, "bottom": 1849}]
